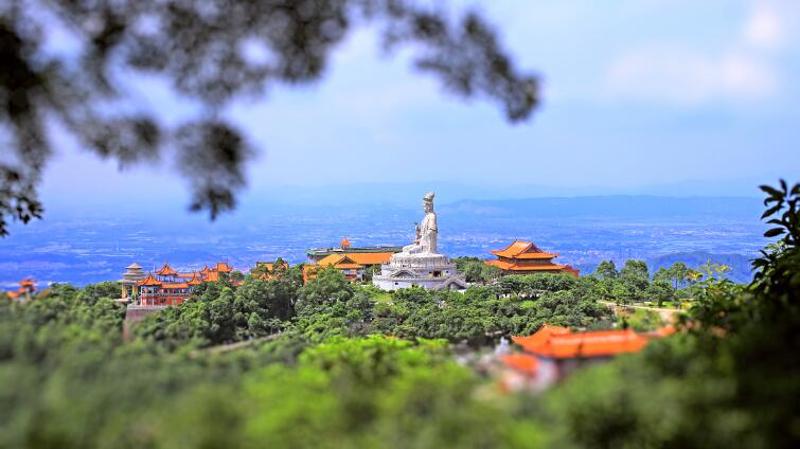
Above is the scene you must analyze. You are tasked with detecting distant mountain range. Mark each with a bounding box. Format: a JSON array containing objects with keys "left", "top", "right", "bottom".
[{"left": 441, "top": 196, "right": 763, "bottom": 220}]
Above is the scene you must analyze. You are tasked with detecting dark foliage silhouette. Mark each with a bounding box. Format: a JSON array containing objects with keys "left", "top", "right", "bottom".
[{"left": 0, "top": 0, "right": 539, "bottom": 235}]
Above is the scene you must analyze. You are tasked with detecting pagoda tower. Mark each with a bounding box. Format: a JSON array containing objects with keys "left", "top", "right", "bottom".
[{"left": 121, "top": 262, "right": 146, "bottom": 302}]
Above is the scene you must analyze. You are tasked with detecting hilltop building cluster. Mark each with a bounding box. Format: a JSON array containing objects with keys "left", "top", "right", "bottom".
[
  {"left": 6, "top": 191, "right": 581, "bottom": 303},
  {"left": 121, "top": 262, "right": 235, "bottom": 306},
  {"left": 4, "top": 278, "right": 36, "bottom": 302},
  {"left": 303, "top": 238, "right": 400, "bottom": 282}
]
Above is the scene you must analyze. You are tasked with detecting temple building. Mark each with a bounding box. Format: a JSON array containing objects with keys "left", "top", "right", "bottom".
[
  {"left": 500, "top": 324, "right": 673, "bottom": 391},
  {"left": 127, "top": 262, "right": 235, "bottom": 307},
  {"left": 304, "top": 238, "right": 399, "bottom": 283},
  {"left": 199, "top": 262, "right": 234, "bottom": 282},
  {"left": 121, "top": 263, "right": 146, "bottom": 302},
  {"left": 5, "top": 278, "right": 36, "bottom": 302},
  {"left": 485, "top": 240, "right": 579, "bottom": 277},
  {"left": 252, "top": 259, "right": 290, "bottom": 281},
  {"left": 307, "top": 238, "right": 401, "bottom": 263}
]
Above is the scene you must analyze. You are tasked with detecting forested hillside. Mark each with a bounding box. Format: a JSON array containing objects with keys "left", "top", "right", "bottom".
[{"left": 1, "top": 182, "right": 798, "bottom": 449}]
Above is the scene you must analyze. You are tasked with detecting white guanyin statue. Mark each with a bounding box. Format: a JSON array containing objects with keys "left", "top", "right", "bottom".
[
  {"left": 402, "top": 192, "right": 438, "bottom": 255},
  {"left": 373, "top": 191, "right": 467, "bottom": 291}
]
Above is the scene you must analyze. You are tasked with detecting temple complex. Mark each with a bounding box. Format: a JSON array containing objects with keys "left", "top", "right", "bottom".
[
  {"left": 5, "top": 278, "right": 36, "bottom": 302},
  {"left": 485, "top": 240, "right": 579, "bottom": 277},
  {"left": 373, "top": 192, "right": 467, "bottom": 291},
  {"left": 307, "top": 238, "right": 401, "bottom": 263},
  {"left": 304, "top": 238, "right": 399, "bottom": 283},
  {"left": 123, "top": 262, "right": 235, "bottom": 307}
]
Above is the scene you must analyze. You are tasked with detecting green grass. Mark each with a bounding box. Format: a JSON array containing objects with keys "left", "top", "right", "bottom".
[{"left": 374, "top": 292, "right": 393, "bottom": 304}]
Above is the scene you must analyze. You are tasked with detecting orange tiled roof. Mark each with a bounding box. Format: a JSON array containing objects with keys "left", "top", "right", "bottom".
[
  {"left": 316, "top": 254, "right": 343, "bottom": 266},
  {"left": 512, "top": 324, "right": 571, "bottom": 348},
  {"left": 485, "top": 259, "right": 569, "bottom": 272},
  {"left": 345, "top": 252, "right": 394, "bottom": 265},
  {"left": 562, "top": 265, "right": 581, "bottom": 276},
  {"left": 156, "top": 263, "right": 178, "bottom": 276},
  {"left": 491, "top": 240, "right": 556, "bottom": 260},
  {"left": 187, "top": 272, "right": 203, "bottom": 285},
  {"left": 139, "top": 274, "right": 162, "bottom": 286},
  {"left": 205, "top": 271, "right": 220, "bottom": 282},
  {"left": 318, "top": 254, "right": 365, "bottom": 269},
  {"left": 341, "top": 238, "right": 351, "bottom": 249},
  {"left": 501, "top": 353, "right": 539, "bottom": 375},
  {"left": 215, "top": 262, "right": 233, "bottom": 273},
  {"left": 515, "top": 328, "right": 649, "bottom": 359},
  {"left": 333, "top": 263, "right": 363, "bottom": 269}
]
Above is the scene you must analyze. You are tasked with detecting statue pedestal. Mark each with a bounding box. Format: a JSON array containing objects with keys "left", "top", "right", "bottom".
[{"left": 373, "top": 252, "right": 467, "bottom": 291}]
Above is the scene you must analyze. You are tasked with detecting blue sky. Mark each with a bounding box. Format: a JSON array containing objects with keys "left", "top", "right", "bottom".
[{"left": 41, "top": 0, "right": 800, "bottom": 209}]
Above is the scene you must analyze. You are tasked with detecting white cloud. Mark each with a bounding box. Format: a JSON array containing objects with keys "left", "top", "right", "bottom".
[
  {"left": 744, "top": 4, "right": 783, "bottom": 50},
  {"left": 603, "top": 1, "right": 797, "bottom": 105},
  {"left": 606, "top": 47, "right": 777, "bottom": 105}
]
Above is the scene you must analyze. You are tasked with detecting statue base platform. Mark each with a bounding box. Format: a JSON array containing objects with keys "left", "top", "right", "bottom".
[{"left": 372, "top": 252, "right": 468, "bottom": 291}]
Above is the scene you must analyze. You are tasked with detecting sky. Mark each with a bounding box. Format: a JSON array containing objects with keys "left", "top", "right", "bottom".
[{"left": 40, "top": 0, "right": 800, "bottom": 211}]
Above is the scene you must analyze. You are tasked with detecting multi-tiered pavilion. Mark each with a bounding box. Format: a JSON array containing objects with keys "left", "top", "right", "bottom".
[{"left": 485, "top": 240, "right": 579, "bottom": 277}]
